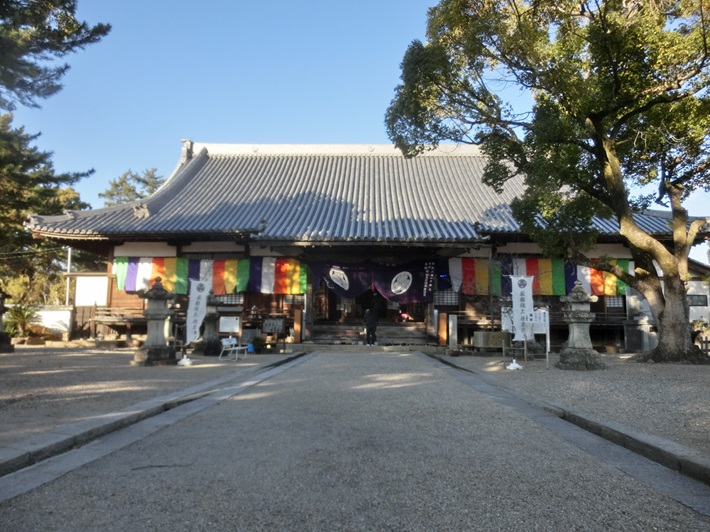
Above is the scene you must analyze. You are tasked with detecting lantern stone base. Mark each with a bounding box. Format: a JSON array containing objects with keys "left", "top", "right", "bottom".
[
  {"left": 556, "top": 348, "right": 607, "bottom": 370},
  {"left": 131, "top": 345, "right": 177, "bottom": 366}
]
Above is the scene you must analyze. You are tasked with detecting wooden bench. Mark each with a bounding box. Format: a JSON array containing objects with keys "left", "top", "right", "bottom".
[
  {"left": 90, "top": 307, "right": 146, "bottom": 342},
  {"left": 218, "top": 337, "right": 248, "bottom": 361}
]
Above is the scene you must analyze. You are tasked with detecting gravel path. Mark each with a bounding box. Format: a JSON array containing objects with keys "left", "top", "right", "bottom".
[
  {"left": 0, "top": 347, "right": 288, "bottom": 449},
  {"left": 442, "top": 353, "right": 710, "bottom": 457},
  {"left": 1, "top": 350, "right": 709, "bottom": 531}
]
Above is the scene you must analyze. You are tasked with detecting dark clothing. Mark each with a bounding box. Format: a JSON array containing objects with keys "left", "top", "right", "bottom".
[{"left": 364, "top": 310, "right": 378, "bottom": 345}]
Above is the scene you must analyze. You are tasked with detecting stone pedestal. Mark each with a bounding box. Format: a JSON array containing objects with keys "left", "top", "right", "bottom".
[
  {"left": 131, "top": 277, "right": 176, "bottom": 366},
  {"left": 557, "top": 281, "right": 606, "bottom": 370}
]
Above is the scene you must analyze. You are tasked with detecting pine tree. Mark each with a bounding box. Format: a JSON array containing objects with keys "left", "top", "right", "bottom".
[
  {"left": 98, "top": 169, "right": 165, "bottom": 207},
  {"left": 0, "top": 1, "right": 110, "bottom": 110}
]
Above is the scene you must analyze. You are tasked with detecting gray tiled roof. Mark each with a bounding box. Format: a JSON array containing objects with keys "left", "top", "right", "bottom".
[{"left": 26, "top": 143, "right": 672, "bottom": 243}]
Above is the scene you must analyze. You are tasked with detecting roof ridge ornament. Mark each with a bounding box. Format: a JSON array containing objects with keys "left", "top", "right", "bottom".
[
  {"left": 180, "top": 138, "right": 194, "bottom": 163},
  {"left": 133, "top": 203, "right": 150, "bottom": 219}
]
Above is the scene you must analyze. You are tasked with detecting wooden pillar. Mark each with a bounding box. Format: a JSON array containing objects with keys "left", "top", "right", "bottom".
[
  {"left": 438, "top": 312, "right": 448, "bottom": 346},
  {"left": 294, "top": 308, "right": 303, "bottom": 343},
  {"left": 448, "top": 314, "right": 458, "bottom": 349}
]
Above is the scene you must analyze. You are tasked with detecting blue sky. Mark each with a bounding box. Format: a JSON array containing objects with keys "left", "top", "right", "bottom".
[
  {"left": 14, "top": 0, "right": 437, "bottom": 206},
  {"left": 11, "top": 0, "right": 709, "bottom": 263}
]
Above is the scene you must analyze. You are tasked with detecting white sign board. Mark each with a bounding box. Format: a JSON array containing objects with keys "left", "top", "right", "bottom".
[
  {"left": 75, "top": 276, "right": 109, "bottom": 306},
  {"left": 263, "top": 318, "right": 284, "bottom": 334},
  {"left": 501, "top": 307, "right": 548, "bottom": 335},
  {"left": 219, "top": 316, "right": 240, "bottom": 334}
]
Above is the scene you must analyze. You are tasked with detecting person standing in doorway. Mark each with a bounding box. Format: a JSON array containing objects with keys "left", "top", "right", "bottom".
[{"left": 364, "top": 308, "right": 378, "bottom": 346}]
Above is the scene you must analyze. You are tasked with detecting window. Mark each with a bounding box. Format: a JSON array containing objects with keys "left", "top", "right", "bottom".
[
  {"left": 283, "top": 294, "right": 305, "bottom": 305},
  {"left": 688, "top": 295, "right": 708, "bottom": 307},
  {"left": 606, "top": 296, "right": 624, "bottom": 308},
  {"left": 216, "top": 293, "right": 245, "bottom": 305},
  {"left": 434, "top": 289, "right": 459, "bottom": 306}
]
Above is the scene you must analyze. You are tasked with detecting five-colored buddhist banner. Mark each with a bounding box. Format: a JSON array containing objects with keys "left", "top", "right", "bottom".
[
  {"left": 112, "top": 256, "right": 633, "bottom": 298},
  {"left": 111, "top": 257, "right": 308, "bottom": 295}
]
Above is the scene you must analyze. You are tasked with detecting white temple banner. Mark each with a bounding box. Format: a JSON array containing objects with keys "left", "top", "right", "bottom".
[
  {"left": 186, "top": 280, "right": 209, "bottom": 345},
  {"left": 511, "top": 276, "right": 534, "bottom": 342}
]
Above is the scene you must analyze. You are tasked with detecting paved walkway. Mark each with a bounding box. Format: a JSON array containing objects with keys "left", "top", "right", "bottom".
[{"left": 0, "top": 347, "right": 709, "bottom": 530}]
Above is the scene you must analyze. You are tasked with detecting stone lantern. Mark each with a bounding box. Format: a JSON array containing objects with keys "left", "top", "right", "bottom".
[
  {"left": 556, "top": 280, "right": 606, "bottom": 370},
  {"left": 131, "top": 277, "right": 176, "bottom": 366},
  {"left": 0, "top": 289, "right": 14, "bottom": 353}
]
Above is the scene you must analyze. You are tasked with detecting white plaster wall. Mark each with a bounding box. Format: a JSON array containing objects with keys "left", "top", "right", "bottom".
[
  {"left": 494, "top": 242, "right": 632, "bottom": 258},
  {"left": 182, "top": 242, "right": 246, "bottom": 253},
  {"left": 36, "top": 307, "right": 73, "bottom": 334},
  {"left": 688, "top": 279, "right": 710, "bottom": 323},
  {"left": 113, "top": 242, "right": 176, "bottom": 257}
]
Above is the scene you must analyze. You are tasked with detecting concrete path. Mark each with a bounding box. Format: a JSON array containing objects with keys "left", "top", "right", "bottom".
[{"left": 1, "top": 349, "right": 709, "bottom": 530}]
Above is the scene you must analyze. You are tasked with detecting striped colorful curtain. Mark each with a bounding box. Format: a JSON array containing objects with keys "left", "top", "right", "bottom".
[
  {"left": 137, "top": 258, "right": 153, "bottom": 290},
  {"left": 112, "top": 257, "right": 128, "bottom": 291},
  {"left": 261, "top": 258, "right": 276, "bottom": 294},
  {"left": 274, "top": 258, "right": 289, "bottom": 294},
  {"left": 474, "top": 258, "right": 489, "bottom": 295},
  {"left": 212, "top": 260, "right": 226, "bottom": 295},
  {"left": 444, "top": 257, "right": 633, "bottom": 297},
  {"left": 124, "top": 257, "right": 139, "bottom": 292},
  {"left": 151, "top": 258, "right": 165, "bottom": 286},
  {"left": 162, "top": 257, "right": 177, "bottom": 292},
  {"left": 489, "top": 260, "right": 502, "bottom": 296},
  {"left": 590, "top": 262, "right": 605, "bottom": 296},
  {"left": 111, "top": 256, "right": 631, "bottom": 298},
  {"left": 461, "top": 258, "right": 476, "bottom": 295},
  {"left": 551, "top": 259, "right": 566, "bottom": 296},
  {"left": 236, "top": 259, "right": 250, "bottom": 292},
  {"left": 448, "top": 258, "right": 463, "bottom": 292},
  {"left": 526, "top": 258, "right": 540, "bottom": 294},
  {"left": 174, "top": 258, "right": 189, "bottom": 295},
  {"left": 223, "top": 259, "right": 238, "bottom": 294},
  {"left": 616, "top": 259, "right": 630, "bottom": 295}
]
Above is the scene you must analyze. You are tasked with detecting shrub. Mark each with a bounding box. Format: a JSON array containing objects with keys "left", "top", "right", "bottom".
[{"left": 4, "top": 304, "right": 40, "bottom": 337}]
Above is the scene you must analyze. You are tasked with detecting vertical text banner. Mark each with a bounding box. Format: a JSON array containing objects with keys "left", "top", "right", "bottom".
[
  {"left": 186, "top": 280, "right": 209, "bottom": 345},
  {"left": 511, "top": 276, "right": 534, "bottom": 342}
]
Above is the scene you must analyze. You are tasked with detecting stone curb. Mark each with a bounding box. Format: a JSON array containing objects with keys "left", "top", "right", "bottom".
[
  {"left": 0, "top": 353, "right": 305, "bottom": 478},
  {"left": 435, "top": 355, "right": 710, "bottom": 487},
  {"left": 559, "top": 409, "right": 710, "bottom": 486}
]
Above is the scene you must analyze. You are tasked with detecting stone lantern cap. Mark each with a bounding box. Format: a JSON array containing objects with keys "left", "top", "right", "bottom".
[
  {"left": 560, "top": 280, "right": 598, "bottom": 306},
  {"left": 206, "top": 290, "right": 219, "bottom": 307},
  {"left": 137, "top": 277, "right": 175, "bottom": 301}
]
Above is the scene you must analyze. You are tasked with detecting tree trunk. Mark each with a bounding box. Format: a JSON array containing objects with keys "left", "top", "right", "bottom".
[{"left": 633, "top": 274, "right": 709, "bottom": 364}]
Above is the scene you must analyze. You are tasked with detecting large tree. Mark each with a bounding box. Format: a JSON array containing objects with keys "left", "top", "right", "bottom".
[
  {"left": 98, "top": 168, "right": 165, "bottom": 207},
  {"left": 0, "top": 1, "right": 109, "bottom": 303},
  {"left": 0, "top": 0, "right": 110, "bottom": 110},
  {"left": 386, "top": 0, "right": 710, "bottom": 363},
  {"left": 0, "top": 113, "right": 98, "bottom": 302}
]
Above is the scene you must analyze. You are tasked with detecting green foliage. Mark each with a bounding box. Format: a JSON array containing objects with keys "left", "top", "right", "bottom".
[
  {"left": 98, "top": 168, "right": 165, "bottom": 207},
  {"left": 249, "top": 336, "right": 266, "bottom": 349},
  {"left": 0, "top": 0, "right": 110, "bottom": 110},
  {"left": 4, "top": 303, "right": 40, "bottom": 337},
  {"left": 0, "top": 113, "right": 97, "bottom": 303},
  {"left": 2, "top": 318, "right": 17, "bottom": 338},
  {"left": 387, "top": 1, "right": 710, "bottom": 359},
  {"left": 387, "top": 0, "right": 710, "bottom": 268},
  {"left": 0, "top": 2, "right": 108, "bottom": 306}
]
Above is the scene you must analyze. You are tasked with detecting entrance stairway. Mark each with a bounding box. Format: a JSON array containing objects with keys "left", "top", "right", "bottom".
[{"left": 311, "top": 322, "right": 431, "bottom": 346}]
